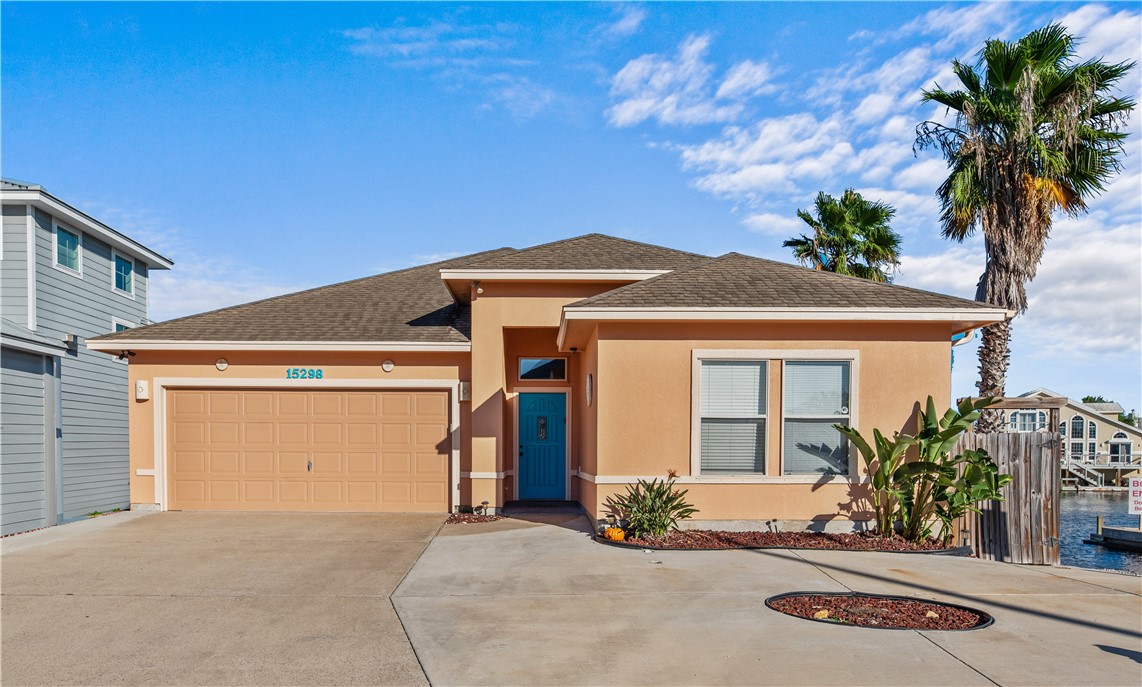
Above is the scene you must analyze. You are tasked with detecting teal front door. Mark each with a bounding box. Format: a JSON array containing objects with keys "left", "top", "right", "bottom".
[{"left": 518, "top": 393, "right": 566, "bottom": 500}]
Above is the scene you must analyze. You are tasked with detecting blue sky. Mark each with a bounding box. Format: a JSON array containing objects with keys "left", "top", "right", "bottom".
[{"left": 3, "top": 2, "right": 1140, "bottom": 414}]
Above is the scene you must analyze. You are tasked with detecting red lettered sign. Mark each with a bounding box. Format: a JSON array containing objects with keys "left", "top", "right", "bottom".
[{"left": 1130, "top": 477, "right": 1142, "bottom": 515}]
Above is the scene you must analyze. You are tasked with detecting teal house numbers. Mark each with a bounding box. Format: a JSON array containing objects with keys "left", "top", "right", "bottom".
[{"left": 285, "top": 368, "right": 323, "bottom": 379}]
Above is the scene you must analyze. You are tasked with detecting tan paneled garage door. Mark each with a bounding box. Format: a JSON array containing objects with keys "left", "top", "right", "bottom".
[{"left": 167, "top": 389, "right": 450, "bottom": 512}]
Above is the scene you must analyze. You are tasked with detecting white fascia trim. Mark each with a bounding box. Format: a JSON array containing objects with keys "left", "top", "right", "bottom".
[
  {"left": 85, "top": 340, "right": 472, "bottom": 352},
  {"left": 25, "top": 205, "right": 36, "bottom": 330},
  {"left": 0, "top": 333, "right": 67, "bottom": 357},
  {"left": 3, "top": 189, "right": 173, "bottom": 269},
  {"left": 562, "top": 306, "right": 1013, "bottom": 322},
  {"left": 440, "top": 269, "right": 670, "bottom": 281}
]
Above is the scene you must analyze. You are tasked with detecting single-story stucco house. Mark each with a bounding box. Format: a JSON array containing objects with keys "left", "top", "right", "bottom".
[{"left": 87, "top": 234, "right": 1008, "bottom": 529}]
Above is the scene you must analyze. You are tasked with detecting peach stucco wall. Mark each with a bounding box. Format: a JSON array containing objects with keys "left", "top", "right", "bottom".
[
  {"left": 584, "top": 321, "right": 954, "bottom": 524},
  {"left": 120, "top": 280, "right": 962, "bottom": 527},
  {"left": 124, "top": 350, "right": 467, "bottom": 508},
  {"left": 467, "top": 280, "right": 630, "bottom": 507}
]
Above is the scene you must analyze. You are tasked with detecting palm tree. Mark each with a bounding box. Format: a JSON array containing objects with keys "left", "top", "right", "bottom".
[
  {"left": 783, "top": 189, "right": 902, "bottom": 282},
  {"left": 916, "top": 24, "right": 1135, "bottom": 432}
]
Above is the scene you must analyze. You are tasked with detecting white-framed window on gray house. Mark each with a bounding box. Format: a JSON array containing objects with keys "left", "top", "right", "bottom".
[
  {"left": 1070, "top": 416, "right": 1085, "bottom": 440},
  {"left": 699, "top": 360, "right": 767, "bottom": 474},
  {"left": 1070, "top": 441, "right": 1084, "bottom": 459},
  {"left": 112, "top": 251, "right": 134, "bottom": 296},
  {"left": 783, "top": 360, "right": 851, "bottom": 476},
  {"left": 1059, "top": 421, "right": 1067, "bottom": 438},
  {"left": 1088, "top": 442, "right": 1097, "bottom": 459},
  {"left": 1089, "top": 421, "right": 1097, "bottom": 439},
  {"left": 110, "top": 318, "right": 132, "bottom": 362},
  {"left": 53, "top": 222, "right": 81, "bottom": 274}
]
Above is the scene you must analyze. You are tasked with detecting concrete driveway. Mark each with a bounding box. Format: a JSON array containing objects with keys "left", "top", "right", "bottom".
[
  {"left": 393, "top": 508, "right": 1142, "bottom": 687},
  {"left": 1, "top": 511, "right": 443, "bottom": 686}
]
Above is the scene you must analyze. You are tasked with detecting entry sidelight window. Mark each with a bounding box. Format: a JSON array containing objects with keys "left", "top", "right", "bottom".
[
  {"left": 699, "top": 360, "right": 767, "bottom": 474},
  {"left": 519, "top": 357, "right": 567, "bottom": 381}
]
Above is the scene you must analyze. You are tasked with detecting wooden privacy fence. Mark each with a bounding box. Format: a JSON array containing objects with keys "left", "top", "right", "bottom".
[{"left": 955, "top": 431, "right": 1060, "bottom": 565}]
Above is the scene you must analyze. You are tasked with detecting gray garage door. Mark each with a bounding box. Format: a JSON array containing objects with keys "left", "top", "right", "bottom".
[{"left": 1, "top": 348, "right": 49, "bottom": 535}]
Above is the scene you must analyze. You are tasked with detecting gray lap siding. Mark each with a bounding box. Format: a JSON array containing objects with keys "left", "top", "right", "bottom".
[{"left": 30, "top": 208, "right": 146, "bottom": 519}]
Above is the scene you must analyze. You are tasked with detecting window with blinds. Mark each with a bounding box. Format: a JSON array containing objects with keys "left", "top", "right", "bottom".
[
  {"left": 783, "top": 361, "right": 851, "bottom": 475},
  {"left": 699, "top": 360, "right": 766, "bottom": 474}
]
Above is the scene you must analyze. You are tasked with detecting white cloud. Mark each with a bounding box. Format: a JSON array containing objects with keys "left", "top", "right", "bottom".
[
  {"left": 893, "top": 158, "right": 949, "bottom": 191},
  {"left": 343, "top": 22, "right": 505, "bottom": 59},
  {"left": 601, "top": 5, "right": 647, "bottom": 39},
  {"left": 897, "top": 245, "right": 982, "bottom": 298},
  {"left": 716, "top": 60, "right": 777, "bottom": 99},
  {"left": 742, "top": 212, "right": 805, "bottom": 236},
  {"left": 607, "top": 35, "right": 782, "bottom": 127},
  {"left": 899, "top": 3, "right": 1018, "bottom": 51},
  {"left": 608, "top": 34, "right": 745, "bottom": 127},
  {"left": 484, "top": 74, "right": 556, "bottom": 119},
  {"left": 148, "top": 258, "right": 308, "bottom": 324}
]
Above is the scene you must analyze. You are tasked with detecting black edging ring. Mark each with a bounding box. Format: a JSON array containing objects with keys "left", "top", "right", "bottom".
[
  {"left": 594, "top": 535, "right": 972, "bottom": 556},
  {"left": 764, "top": 591, "right": 995, "bottom": 631}
]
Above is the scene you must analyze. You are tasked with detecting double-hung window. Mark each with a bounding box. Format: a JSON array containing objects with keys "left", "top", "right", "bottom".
[
  {"left": 783, "top": 361, "right": 851, "bottom": 475},
  {"left": 55, "top": 225, "right": 80, "bottom": 272},
  {"left": 113, "top": 252, "right": 134, "bottom": 295},
  {"left": 699, "top": 360, "right": 767, "bottom": 474}
]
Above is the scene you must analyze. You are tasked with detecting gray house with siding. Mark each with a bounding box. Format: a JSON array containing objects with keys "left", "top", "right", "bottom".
[{"left": 1, "top": 179, "right": 172, "bottom": 535}]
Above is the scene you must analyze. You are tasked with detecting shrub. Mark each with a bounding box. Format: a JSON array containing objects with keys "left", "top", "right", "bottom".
[
  {"left": 604, "top": 477, "right": 698, "bottom": 538},
  {"left": 837, "top": 396, "right": 1011, "bottom": 545}
]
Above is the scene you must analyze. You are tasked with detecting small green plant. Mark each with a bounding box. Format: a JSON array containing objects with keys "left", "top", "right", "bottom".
[
  {"left": 837, "top": 396, "right": 1011, "bottom": 545},
  {"left": 87, "top": 511, "right": 103, "bottom": 518},
  {"left": 604, "top": 476, "right": 698, "bottom": 538},
  {"left": 837, "top": 427, "right": 913, "bottom": 538}
]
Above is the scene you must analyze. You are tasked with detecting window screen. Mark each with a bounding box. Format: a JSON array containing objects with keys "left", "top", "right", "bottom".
[
  {"left": 699, "top": 360, "right": 766, "bottom": 474},
  {"left": 783, "top": 361, "right": 851, "bottom": 475}
]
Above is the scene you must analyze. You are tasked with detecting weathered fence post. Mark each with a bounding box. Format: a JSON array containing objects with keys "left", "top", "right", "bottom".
[{"left": 955, "top": 397, "right": 1063, "bottom": 565}]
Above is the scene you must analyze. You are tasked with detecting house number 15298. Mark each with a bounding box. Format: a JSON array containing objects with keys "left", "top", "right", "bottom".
[{"left": 285, "top": 368, "right": 323, "bottom": 379}]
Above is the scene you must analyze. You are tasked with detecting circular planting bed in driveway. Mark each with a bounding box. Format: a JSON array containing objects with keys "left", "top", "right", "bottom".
[
  {"left": 766, "top": 592, "right": 993, "bottom": 630},
  {"left": 596, "top": 530, "right": 971, "bottom": 555}
]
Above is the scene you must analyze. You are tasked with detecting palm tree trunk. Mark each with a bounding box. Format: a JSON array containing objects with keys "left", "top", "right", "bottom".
[{"left": 975, "top": 320, "right": 1011, "bottom": 433}]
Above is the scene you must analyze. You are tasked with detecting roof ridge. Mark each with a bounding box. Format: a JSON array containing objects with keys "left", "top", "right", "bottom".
[
  {"left": 710, "top": 251, "right": 995, "bottom": 309},
  {"left": 567, "top": 253, "right": 720, "bottom": 307},
  {"left": 454, "top": 232, "right": 709, "bottom": 268},
  {"left": 115, "top": 246, "right": 514, "bottom": 334}
]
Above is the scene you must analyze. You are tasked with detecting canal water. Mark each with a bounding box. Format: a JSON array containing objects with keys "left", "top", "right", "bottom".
[{"left": 1059, "top": 491, "right": 1142, "bottom": 575}]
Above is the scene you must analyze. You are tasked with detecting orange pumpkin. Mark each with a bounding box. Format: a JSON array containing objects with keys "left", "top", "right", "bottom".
[{"left": 604, "top": 527, "right": 626, "bottom": 542}]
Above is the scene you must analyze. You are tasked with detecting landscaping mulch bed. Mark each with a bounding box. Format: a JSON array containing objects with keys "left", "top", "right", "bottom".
[
  {"left": 766, "top": 592, "right": 991, "bottom": 630},
  {"left": 617, "top": 529, "right": 955, "bottom": 552},
  {"left": 445, "top": 513, "right": 505, "bottom": 525}
]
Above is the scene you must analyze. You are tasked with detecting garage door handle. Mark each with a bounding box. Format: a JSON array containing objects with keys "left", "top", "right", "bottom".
[{"left": 307, "top": 459, "right": 312, "bottom": 472}]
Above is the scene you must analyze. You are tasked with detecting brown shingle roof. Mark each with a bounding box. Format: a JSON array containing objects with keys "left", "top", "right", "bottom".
[
  {"left": 454, "top": 233, "right": 710, "bottom": 271},
  {"left": 91, "top": 248, "right": 516, "bottom": 344},
  {"left": 568, "top": 252, "right": 998, "bottom": 311}
]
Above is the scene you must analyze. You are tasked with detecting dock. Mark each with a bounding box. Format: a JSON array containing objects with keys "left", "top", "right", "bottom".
[{"left": 1084, "top": 516, "right": 1142, "bottom": 553}]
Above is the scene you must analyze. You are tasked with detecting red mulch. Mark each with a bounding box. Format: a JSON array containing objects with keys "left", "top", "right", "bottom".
[
  {"left": 768, "top": 594, "right": 985, "bottom": 630},
  {"left": 620, "top": 530, "right": 950, "bottom": 551},
  {"left": 446, "top": 513, "right": 505, "bottom": 525}
]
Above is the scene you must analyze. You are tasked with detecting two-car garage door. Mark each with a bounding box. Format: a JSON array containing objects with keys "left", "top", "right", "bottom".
[{"left": 168, "top": 389, "right": 450, "bottom": 512}]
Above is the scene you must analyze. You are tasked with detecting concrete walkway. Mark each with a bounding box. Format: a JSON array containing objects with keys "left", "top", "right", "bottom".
[
  {"left": 2, "top": 511, "right": 443, "bottom": 686},
  {"left": 394, "top": 509, "right": 1142, "bottom": 687}
]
